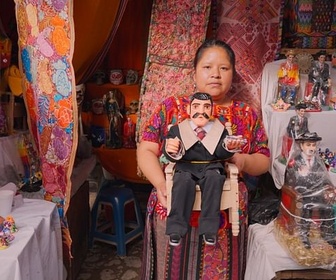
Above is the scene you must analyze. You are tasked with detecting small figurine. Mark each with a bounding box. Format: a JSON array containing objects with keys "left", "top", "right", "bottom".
[
  {"left": 127, "top": 99, "right": 139, "bottom": 115},
  {"left": 286, "top": 103, "right": 309, "bottom": 139},
  {"left": 277, "top": 49, "right": 300, "bottom": 105},
  {"left": 126, "top": 69, "right": 138, "bottom": 85},
  {"left": 122, "top": 116, "right": 136, "bottom": 149},
  {"left": 308, "top": 50, "right": 331, "bottom": 106},
  {"left": 103, "top": 90, "right": 123, "bottom": 148},
  {"left": 271, "top": 98, "right": 291, "bottom": 111},
  {"left": 279, "top": 103, "right": 310, "bottom": 163}
]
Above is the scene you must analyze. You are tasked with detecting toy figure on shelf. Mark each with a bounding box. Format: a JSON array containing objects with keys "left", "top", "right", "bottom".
[
  {"left": 274, "top": 132, "right": 336, "bottom": 267},
  {"left": 277, "top": 49, "right": 300, "bottom": 106},
  {"left": 307, "top": 50, "right": 331, "bottom": 106},
  {"left": 286, "top": 103, "right": 309, "bottom": 139},
  {"left": 126, "top": 99, "right": 139, "bottom": 115},
  {"left": 123, "top": 115, "right": 136, "bottom": 149},
  {"left": 271, "top": 98, "right": 291, "bottom": 112},
  {"left": 162, "top": 92, "right": 246, "bottom": 246},
  {"left": 103, "top": 90, "right": 123, "bottom": 148},
  {"left": 279, "top": 103, "right": 310, "bottom": 163}
]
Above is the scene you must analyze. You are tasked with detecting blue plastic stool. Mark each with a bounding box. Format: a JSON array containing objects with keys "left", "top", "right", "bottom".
[{"left": 89, "top": 180, "right": 144, "bottom": 256}]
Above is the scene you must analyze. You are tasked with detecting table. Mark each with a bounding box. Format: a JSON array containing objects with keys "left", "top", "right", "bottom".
[
  {"left": 244, "top": 221, "right": 335, "bottom": 280},
  {"left": 0, "top": 199, "right": 63, "bottom": 280},
  {"left": 261, "top": 60, "right": 336, "bottom": 188}
]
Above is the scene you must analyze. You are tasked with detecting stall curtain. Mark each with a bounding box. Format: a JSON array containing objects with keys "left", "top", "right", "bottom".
[
  {"left": 14, "top": 0, "right": 76, "bottom": 262},
  {"left": 216, "top": 0, "right": 284, "bottom": 113},
  {"left": 138, "top": 0, "right": 212, "bottom": 139},
  {"left": 73, "top": 0, "right": 128, "bottom": 84}
]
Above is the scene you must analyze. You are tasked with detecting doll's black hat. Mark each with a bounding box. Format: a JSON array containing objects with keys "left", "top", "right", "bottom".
[
  {"left": 295, "top": 132, "right": 322, "bottom": 142},
  {"left": 295, "top": 103, "right": 307, "bottom": 110},
  {"left": 316, "top": 50, "right": 327, "bottom": 57}
]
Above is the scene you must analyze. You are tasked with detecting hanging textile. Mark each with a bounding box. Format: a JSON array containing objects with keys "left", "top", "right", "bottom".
[
  {"left": 138, "top": 0, "right": 212, "bottom": 138},
  {"left": 72, "top": 0, "right": 128, "bottom": 84},
  {"left": 216, "top": 0, "right": 284, "bottom": 112},
  {"left": 14, "top": 0, "right": 76, "bottom": 259}
]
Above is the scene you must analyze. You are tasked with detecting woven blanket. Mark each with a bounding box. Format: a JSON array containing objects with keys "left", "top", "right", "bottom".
[
  {"left": 138, "top": 0, "right": 211, "bottom": 138},
  {"left": 216, "top": 0, "right": 283, "bottom": 113}
]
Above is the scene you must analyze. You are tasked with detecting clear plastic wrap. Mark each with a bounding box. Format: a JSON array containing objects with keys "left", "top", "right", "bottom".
[{"left": 274, "top": 132, "right": 336, "bottom": 268}]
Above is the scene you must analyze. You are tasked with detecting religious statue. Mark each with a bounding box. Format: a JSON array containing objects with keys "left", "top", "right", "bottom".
[
  {"left": 307, "top": 50, "right": 331, "bottom": 106},
  {"left": 103, "top": 90, "right": 123, "bottom": 148},
  {"left": 277, "top": 49, "right": 300, "bottom": 106}
]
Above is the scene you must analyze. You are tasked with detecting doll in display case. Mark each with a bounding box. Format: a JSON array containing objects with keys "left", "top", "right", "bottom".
[{"left": 274, "top": 132, "right": 336, "bottom": 267}]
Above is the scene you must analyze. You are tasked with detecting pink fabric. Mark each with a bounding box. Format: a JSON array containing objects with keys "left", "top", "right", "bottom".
[{"left": 216, "top": 1, "right": 284, "bottom": 113}]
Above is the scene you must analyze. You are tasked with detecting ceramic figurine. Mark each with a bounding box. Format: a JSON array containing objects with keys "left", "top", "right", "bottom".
[
  {"left": 127, "top": 99, "right": 139, "bottom": 114},
  {"left": 123, "top": 116, "right": 136, "bottom": 149},
  {"left": 103, "top": 90, "right": 123, "bottom": 148},
  {"left": 308, "top": 50, "right": 331, "bottom": 106},
  {"left": 126, "top": 69, "right": 138, "bottom": 85},
  {"left": 277, "top": 49, "right": 300, "bottom": 106},
  {"left": 109, "top": 69, "right": 124, "bottom": 85}
]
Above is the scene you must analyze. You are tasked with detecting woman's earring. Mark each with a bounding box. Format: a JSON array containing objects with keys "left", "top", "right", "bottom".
[{"left": 193, "top": 84, "right": 197, "bottom": 91}]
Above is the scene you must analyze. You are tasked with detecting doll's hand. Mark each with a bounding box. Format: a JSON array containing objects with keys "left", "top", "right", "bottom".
[{"left": 165, "top": 137, "right": 181, "bottom": 155}]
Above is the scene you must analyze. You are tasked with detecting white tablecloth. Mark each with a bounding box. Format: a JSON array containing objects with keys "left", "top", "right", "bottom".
[
  {"left": 244, "top": 221, "right": 334, "bottom": 280},
  {"left": 0, "top": 199, "right": 63, "bottom": 280},
  {"left": 261, "top": 60, "right": 336, "bottom": 188}
]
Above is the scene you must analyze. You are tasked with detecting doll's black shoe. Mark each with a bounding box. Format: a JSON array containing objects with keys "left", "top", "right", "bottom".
[
  {"left": 203, "top": 233, "right": 217, "bottom": 246},
  {"left": 169, "top": 233, "right": 181, "bottom": 246}
]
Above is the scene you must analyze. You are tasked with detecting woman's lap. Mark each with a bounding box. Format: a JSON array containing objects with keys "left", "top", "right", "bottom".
[{"left": 141, "top": 182, "right": 249, "bottom": 280}]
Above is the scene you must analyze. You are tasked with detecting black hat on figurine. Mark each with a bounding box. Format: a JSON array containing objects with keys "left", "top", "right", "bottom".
[
  {"left": 316, "top": 50, "right": 327, "bottom": 57},
  {"left": 295, "top": 132, "right": 322, "bottom": 142},
  {"left": 295, "top": 103, "right": 307, "bottom": 110}
]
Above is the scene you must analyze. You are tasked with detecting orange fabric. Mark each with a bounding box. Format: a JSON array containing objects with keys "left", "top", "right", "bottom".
[
  {"left": 94, "top": 147, "right": 149, "bottom": 184},
  {"left": 72, "top": 0, "right": 121, "bottom": 83}
]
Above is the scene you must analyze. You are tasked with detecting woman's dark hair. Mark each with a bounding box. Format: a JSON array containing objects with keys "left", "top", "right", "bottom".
[{"left": 193, "top": 39, "right": 236, "bottom": 74}]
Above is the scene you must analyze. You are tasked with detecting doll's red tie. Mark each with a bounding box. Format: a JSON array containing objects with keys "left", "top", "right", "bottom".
[{"left": 195, "top": 127, "right": 206, "bottom": 140}]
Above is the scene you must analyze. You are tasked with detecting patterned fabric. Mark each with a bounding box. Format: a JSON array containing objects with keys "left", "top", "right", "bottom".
[
  {"left": 216, "top": 1, "right": 283, "bottom": 113},
  {"left": 138, "top": 0, "right": 212, "bottom": 139},
  {"left": 14, "top": 0, "right": 76, "bottom": 212},
  {"left": 140, "top": 96, "right": 270, "bottom": 280},
  {"left": 14, "top": 0, "right": 76, "bottom": 260},
  {"left": 283, "top": 0, "right": 336, "bottom": 49}
]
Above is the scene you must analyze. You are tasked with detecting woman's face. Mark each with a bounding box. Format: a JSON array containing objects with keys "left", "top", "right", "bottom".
[{"left": 194, "top": 46, "right": 233, "bottom": 104}]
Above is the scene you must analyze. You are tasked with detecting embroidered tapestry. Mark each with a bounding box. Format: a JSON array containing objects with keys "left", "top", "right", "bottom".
[
  {"left": 138, "top": 0, "right": 212, "bottom": 138},
  {"left": 282, "top": 0, "right": 336, "bottom": 49},
  {"left": 14, "top": 0, "right": 77, "bottom": 255},
  {"left": 216, "top": 0, "right": 283, "bottom": 113}
]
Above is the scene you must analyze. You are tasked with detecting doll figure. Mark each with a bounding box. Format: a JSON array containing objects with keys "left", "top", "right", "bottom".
[
  {"left": 284, "top": 132, "right": 336, "bottom": 249},
  {"left": 308, "top": 50, "right": 331, "bottom": 106},
  {"left": 278, "top": 49, "right": 300, "bottom": 105},
  {"left": 123, "top": 116, "right": 136, "bottom": 149},
  {"left": 163, "top": 92, "right": 246, "bottom": 246},
  {"left": 103, "top": 90, "right": 123, "bottom": 148}
]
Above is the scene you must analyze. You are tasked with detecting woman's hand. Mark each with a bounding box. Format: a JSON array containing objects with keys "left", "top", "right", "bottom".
[
  {"left": 156, "top": 183, "right": 167, "bottom": 208},
  {"left": 229, "top": 153, "right": 270, "bottom": 176}
]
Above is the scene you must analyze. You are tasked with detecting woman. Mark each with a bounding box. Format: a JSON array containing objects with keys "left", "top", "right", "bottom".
[{"left": 137, "top": 39, "right": 270, "bottom": 280}]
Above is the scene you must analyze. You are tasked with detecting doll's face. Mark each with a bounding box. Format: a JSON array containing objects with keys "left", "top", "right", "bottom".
[
  {"left": 189, "top": 98, "right": 212, "bottom": 127},
  {"left": 300, "top": 141, "right": 318, "bottom": 157},
  {"left": 297, "top": 108, "right": 305, "bottom": 118}
]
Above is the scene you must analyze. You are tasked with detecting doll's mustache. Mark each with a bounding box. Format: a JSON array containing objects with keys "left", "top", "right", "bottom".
[{"left": 192, "top": 112, "right": 210, "bottom": 119}]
